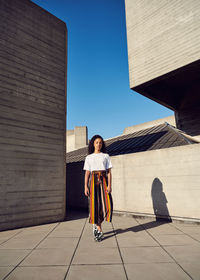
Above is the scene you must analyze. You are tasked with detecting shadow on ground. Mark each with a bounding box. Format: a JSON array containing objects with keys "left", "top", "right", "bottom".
[
  {"left": 103, "top": 219, "right": 172, "bottom": 241},
  {"left": 65, "top": 208, "right": 88, "bottom": 221}
]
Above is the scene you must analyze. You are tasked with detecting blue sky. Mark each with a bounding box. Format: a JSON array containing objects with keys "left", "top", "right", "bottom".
[{"left": 32, "top": 0, "right": 172, "bottom": 140}]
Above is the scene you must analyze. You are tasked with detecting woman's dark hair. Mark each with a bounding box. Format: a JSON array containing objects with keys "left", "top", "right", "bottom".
[{"left": 88, "top": 135, "right": 106, "bottom": 154}]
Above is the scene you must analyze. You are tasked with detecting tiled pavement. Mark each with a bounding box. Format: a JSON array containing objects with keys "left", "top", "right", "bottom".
[{"left": 0, "top": 211, "right": 200, "bottom": 280}]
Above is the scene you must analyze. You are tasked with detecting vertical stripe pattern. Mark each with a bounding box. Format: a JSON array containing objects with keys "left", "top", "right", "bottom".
[{"left": 89, "top": 171, "right": 113, "bottom": 224}]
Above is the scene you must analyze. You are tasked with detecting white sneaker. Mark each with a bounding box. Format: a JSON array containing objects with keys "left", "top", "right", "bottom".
[
  {"left": 95, "top": 231, "right": 104, "bottom": 242},
  {"left": 93, "top": 224, "right": 98, "bottom": 238}
]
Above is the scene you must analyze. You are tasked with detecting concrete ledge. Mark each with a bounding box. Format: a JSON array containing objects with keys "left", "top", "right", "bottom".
[{"left": 113, "top": 210, "right": 200, "bottom": 225}]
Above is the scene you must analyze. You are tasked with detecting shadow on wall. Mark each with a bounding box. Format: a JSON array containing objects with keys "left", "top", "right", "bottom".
[
  {"left": 102, "top": 178, "right": 172, "bottom": 240},
  {"left": 151, "top": 177, "right": 172, "bottom": 222}
]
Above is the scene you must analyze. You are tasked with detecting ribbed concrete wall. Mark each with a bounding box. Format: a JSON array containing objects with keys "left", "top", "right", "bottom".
[
  {"left": 0, "top": 0, "right": 67, "bottom": 231},
  {"left": 125, "top": 0, "right": 200, "bottom": 88},
  {"left": 112, "top": 144, "right": 200, "bottom": 222}
]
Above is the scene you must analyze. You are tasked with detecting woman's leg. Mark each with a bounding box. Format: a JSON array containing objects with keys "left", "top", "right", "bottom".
[
  {"left": 96, "top": 223, "right": 102, "bottom": 232},
  {"left": 95, "top": 222, "right": 103, "bottom": 242}
]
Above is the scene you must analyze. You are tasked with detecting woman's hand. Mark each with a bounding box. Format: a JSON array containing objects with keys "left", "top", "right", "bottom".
[
  {"left": 107, "top": 168, "right": 112, "bottom": 194},
  {"left": 84, "top": 186, "right": 90, "bottom": 196},
  {"left": 107, "top": 185, "right": 112, "bottom": 194},
  {"left": 84, "top": 171, "right": 90, "bottom": 197}
]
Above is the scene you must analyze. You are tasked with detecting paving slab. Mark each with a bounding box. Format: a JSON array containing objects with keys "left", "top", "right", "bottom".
[
  {"left": 0, "top": 238, "right": 11, "bottom": 245},
  {"left": 187, "top": 234, "right": 200, "bottom": 242},
  {"left": 179, "top": 262, "right": 200, "bottom": 280},
  {"left": 19, "top": 248, "right": 73, "bottom": 266},
  {"left": 82, "top": 224, "right": 114, "bottom": 237},
  {"left": 0, "top": 229, "right": 23, "bottom": 239},
  {"left": 36, "top": 237, "right": 79, "bottom": 249},
  {"left": 57, "top": 219, "right": 86, "bottom": 228},
  {"left": 79, "top": 233, "right": 117, "bottom": 248},
  {"left": 113, "top": 225, "right": 148, "bottom": 235},
  {"left": 0, "top": 267, "right": 15, "bottom": 280},
  {"left": 12, "top": 231, "right": 49, "bottom": 239},
  {"left": 125, "top": 263, "right": 191, "bottom": 280},
  {"left": 0, "top": 249, "right": 30, "bottom": 266},
  {"left": 164, "top": 244, "right": 200, "bottom": 263},
  {"left": 0, "top": 238, "right": 42, "bottom": 249},
  {"left": 153, "top": 234, "right": 199, "bottom": 246},
  {"left": 112, "top": 215, "right": 139, "bottom": 224},
  {"left": 4, "top": 266, "right": 68, "bottom": 280},
  {"left": 116, "top": 231, "right": 159, "bottom": 247},
  {"left": 112, "top": 218, "right": 142, "bottom": 229},
  {"left": 67, "top": 264, "right": 126, "bottom": 280},
  {"left": 100, "top": 221, "right": 114, "bottom": 228},
  {"left": 72, "top": 246, "right": 122, "bottom": 265},
  {"left": 140, "top": 224, "right": 183, "bottom": 235},
  {"left": 0, "top": 213, "right": 200, "bottom": 279},
  {"left": 56, "top": 223, "right": 85, "bottom": 231},
  {"left": 174, "top": 226, "right": 200, "bottom": 234},
  {"left": 48, "top": 228, "right": 82, "bottom": 238},
  {"left": 22, "top": 223, "right": 58, "bottom": 232},
  {"left": 120, "top": 246, "right": 174, "bottom": 264}
]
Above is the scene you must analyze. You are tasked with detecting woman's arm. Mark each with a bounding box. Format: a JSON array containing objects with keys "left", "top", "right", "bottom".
[
  {"left": 84, "top": 170, "right": 90, "bottom": 196},
  {"left": 107, "top": 168, "right": 112, "bottom": 193}
]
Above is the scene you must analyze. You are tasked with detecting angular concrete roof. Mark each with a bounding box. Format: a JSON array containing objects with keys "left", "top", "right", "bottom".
[{"left": 66, "top": 123, "right": 199, "bottom": 163}]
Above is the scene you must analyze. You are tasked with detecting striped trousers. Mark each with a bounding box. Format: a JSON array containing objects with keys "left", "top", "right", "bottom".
[{"left": 89, "top": 171, "right": 113, "bottom": 224}]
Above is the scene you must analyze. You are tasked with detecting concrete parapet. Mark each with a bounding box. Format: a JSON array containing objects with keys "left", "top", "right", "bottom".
[{"left": 111, "top": 144, "right": 200, "bottom": 222}]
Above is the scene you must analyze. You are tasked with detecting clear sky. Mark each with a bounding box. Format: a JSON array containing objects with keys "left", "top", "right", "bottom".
[{"left": 32, "top": 0, "right": 173, "bottom": 140}]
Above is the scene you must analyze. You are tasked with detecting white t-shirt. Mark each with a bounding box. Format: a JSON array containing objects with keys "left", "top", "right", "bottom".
[{"left": 83, "top": 152, "right": 112, "bottom": 172}]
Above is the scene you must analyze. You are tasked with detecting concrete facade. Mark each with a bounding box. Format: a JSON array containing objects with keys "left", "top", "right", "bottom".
[
  {"left": 67, "top": 126, "right": 88, "bottom": 152},
  {"left": 125, "top": 0, "right": 200, "bottom": 138},
  {"left": 0, "top": 0, "right": 67, "bottom": 230},
  {"left": 125, "top": 0, "right": 200, "bottom": 88},
  {"left": 123, "top": 116, "right": 175, "bottom": 134},
  {"left": 111, "top": 144, "right": 200, "bottom": 222}
]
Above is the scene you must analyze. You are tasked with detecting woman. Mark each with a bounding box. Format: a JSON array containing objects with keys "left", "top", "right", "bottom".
[{"left": 83, "top": 135, "right": 113, "bottom": 242}]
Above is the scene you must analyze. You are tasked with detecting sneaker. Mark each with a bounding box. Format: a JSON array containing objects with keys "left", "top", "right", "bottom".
[
  {"left": 93, "top": 224, "right": 98, "bottom": 238},
  {"left": 95, "top": 231, "right": 104, "bottom": 242}
]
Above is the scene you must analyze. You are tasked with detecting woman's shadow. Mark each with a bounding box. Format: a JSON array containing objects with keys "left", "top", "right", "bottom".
[
  {"left": 104, "top": 177, "right": 172, "bottom": 240},
  {"left": 151, "top": 177, "right": 172, "bottom": 222}
]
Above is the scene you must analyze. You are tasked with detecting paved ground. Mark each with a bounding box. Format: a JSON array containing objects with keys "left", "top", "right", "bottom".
[{"left": 0, "top": 211, "right": 200, "bottom": 280}]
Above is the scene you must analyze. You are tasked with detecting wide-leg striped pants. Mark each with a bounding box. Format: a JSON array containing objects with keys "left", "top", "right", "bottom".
[{"left": 88, "top": 171, "right": 113, "bottom": 224}]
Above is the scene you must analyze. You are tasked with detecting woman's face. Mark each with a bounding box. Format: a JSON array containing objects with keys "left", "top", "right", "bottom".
[{"left": 94, "top": 138, "right": 102, "bottom": 152}]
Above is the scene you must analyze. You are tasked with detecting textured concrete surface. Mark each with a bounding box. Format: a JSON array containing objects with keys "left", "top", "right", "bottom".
[
  {"left": 0, "top": 211, "right": 200, "bottom": 280},
  {"left": 111, "top": 144, "right": 200, "bottom": 221},
  {"left": 67, "top": 126, "right": 88, "bottom": 152},
  {"left": 125, "top": 0, "right": 200, "bottom": 88},
  {"left": 0, "top": 0, "right": 67, "bottom": 231}
]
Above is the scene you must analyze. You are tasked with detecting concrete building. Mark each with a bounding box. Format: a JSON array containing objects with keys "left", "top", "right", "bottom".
[
  {"left": 118, "top": 0, "right": 200, "bottom": 222},
  {"left": 67, "top": 126, "right": 88, "bottom": 152},
  {"left": 125, "top": 0, "right": 200, "bottom": 138},
  {"left": 0, "top": 0, "right": 67, "bottom": 230}
]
